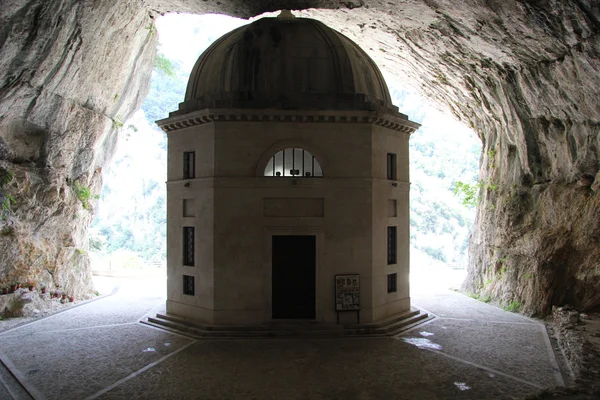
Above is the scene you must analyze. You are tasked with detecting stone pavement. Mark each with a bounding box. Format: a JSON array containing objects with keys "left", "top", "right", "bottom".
[{"left": 0, "top": 276, "right": 565, "bottom": 399}]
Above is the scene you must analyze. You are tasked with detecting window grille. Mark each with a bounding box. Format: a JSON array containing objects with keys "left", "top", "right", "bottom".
[
  {"left": 264, "top": 148, "right": 323, "bottom": 177},
  {"left": 387, "top": 273, "right": 397, "bottom": 293},
  {"left": 183, "top": 227, "right": 195, "bottom": 266},
  {"left": 387, "top": 226, "right": 397, "bottom": 265},
  {"left": 183, "top": 275, "right": 195, "bottom": 296},
  {"left": 387, "top": 153, "right": 397, "bottom": 180},
  {"left": 183, "top": 151, "right": 195, "bottom": 179}
]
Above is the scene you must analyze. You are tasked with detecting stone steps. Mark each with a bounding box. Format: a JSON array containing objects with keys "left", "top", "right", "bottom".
[
  {"left": 0, "top": 358, "right": 33, "bottom": 400},
  {"left": 141, "top": 307, "right": 431, "bottom": 338}
]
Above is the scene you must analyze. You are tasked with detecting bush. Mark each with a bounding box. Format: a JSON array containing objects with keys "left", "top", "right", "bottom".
[
  {"left": 0, "top": 169, "right": 15, "bottom": 220},
  {"left": 155, "top": 54, "right": 176, "bottom": 77},
  {"left": 453, "top": 180, "right": 481, "bottom": 208},
  {"left": 420, "top": 245, "right": 447, "bottom": 262},
  {"left": 73, "top": 182, "right": 99, "bottom": 210},
  {"left": 504, "top": 300, "right": 521, "bottom": 313}
]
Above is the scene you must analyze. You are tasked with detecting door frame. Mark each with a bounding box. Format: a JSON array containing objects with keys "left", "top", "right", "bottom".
[{"left": 263, "top": 227, "right": 324, "bottom": 322}]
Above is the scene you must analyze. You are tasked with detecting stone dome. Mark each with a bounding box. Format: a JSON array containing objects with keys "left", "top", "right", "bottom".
[{"left": 174, "top": 13, "right": 399, "bottom": 115}]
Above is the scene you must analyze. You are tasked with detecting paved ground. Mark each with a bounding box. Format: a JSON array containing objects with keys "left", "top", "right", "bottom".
[{"left": 0, "top": 276, "right": 565, "bottom": 400}]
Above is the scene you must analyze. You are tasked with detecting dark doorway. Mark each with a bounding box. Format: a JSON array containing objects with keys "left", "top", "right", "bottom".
[{"left": 272, "top": 235, "right": 316, "bottom": 319}]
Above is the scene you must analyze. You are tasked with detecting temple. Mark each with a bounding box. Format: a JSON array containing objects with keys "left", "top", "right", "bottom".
[{"left": 157, "top": 11, "right": 420, "bottom": 326}]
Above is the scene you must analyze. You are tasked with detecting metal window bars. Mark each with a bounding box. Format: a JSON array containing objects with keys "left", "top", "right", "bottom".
[
  {"left": 387, "top": 226, "right": 397, "bottom": 265},
  {"left": 264, "top": 148, "right": 323, "bottom": 177},
  {"left": 183, "top": 227, "right": 195, "bottom": 266}
]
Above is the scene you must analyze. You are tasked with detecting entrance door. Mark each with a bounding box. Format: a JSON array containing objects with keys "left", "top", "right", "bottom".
[{"left": 272, "top": 235, "right": 316, "bottom": 319}]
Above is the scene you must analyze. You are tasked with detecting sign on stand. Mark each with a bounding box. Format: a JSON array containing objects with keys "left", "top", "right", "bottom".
[{"left": 334, "top": 274, "right": 360, "bottom": 324}]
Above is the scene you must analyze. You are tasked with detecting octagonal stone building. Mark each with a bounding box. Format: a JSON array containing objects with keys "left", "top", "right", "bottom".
[{"left": 157, "top": 11, "right": 420, "bottom": 327}]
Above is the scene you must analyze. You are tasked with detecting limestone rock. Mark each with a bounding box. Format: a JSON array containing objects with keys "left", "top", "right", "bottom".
[
  {"left": 546, "top": 307, "right": 600, "bottom": 396},
  {"left": 591, "top": 171, "right": 600, "bottom": 193},
  {"left": 0, "top": 288, "right": 70, "bottom": 318},
  {"left": 0, "top": 0, "right": 157, "bottom": 296},
  {"left": 19, "top": 291, "right": 33, "bottom": 304}
]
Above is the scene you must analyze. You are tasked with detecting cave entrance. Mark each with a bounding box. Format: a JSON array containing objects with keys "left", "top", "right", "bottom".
[{"left": 89, "top": 12, "right": 480, "bottom": 303}]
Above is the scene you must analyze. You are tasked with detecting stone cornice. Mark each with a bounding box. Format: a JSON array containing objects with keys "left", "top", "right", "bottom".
[{"left": 156, "top": 108, "right": 421, "bottom": 134}]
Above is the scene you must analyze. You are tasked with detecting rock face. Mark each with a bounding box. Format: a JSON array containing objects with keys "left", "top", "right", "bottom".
[
  {"left": 0, "top": 0, "right": 157, "bottom": 296},
  {"left": 1, "top": 0, "right": 599, "bottom": 314}
]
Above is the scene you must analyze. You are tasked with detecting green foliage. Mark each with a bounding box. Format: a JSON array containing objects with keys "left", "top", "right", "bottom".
[
  {"left": 1, "top": 225, "right": 14, "bottom": 236},
  {"left": 419, "top": 245, "right": 447, "bottom": 262},
  {"left": 142, "top": 56, "right": 185, "bottom": 123},
  {"left": 467, "top": 292, "right": 492, "bottom": 303},
  {"left": 453, "top": 180, "right": 481, "bottom": 208},
  {"left": 0, "top": 169, "right": 16, "bottom": 221},
  {"left": 145, "top": 23, "right": 157, "bottom": 36},
  {"left": 155, "top": 54, "right": 176, "bottom": 77},
  {"left": 484, "top": 178, "right": 497, "bottom": 192},
  {"left": 91, "top": 102, "right": 168, "bottom": 262},
  {"left": 0, "top": 194, "right": 14, "bottom": 221},
  {"left": 392, "top": 84, "right": 481, "bottom": 266},
  {"left": 504, "top": 300, "right": 521, "bottom": 313},
  {"left": 73, "top": 182, "right": 95, "bottom": 210},
  {"left": 499, "top": 265, "right": 507, "bottom": 278},
  {"left": 487, "top": 148, "right": 496, "bottom": 169},
  {"left": 89, "top": 229, "right": 106, "bottom": 252},
  {"left": 112, "top": 115, "right": 124, "bottom": 131}
]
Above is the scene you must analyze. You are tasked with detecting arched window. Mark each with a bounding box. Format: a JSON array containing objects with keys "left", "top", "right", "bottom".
[{"left": 263, "top": 148, "right": 323, "bottom": 177}]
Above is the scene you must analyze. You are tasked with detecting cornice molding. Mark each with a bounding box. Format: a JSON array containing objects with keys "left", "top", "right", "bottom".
[{"left": 156, "top": 108, "right": 421, "bottom": 134}]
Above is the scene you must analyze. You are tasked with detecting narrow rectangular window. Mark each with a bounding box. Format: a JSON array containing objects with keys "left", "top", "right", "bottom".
[
  {"left": 183, "top": 151, "right": 195, "bottom": 179},
  {"left": 387, "top": 273, "right": 397, "bottom": 293},
  {"left": 387, "top": 226, "right": 397, "bottom": 265},
  {"left": 183, "top": 275, "right": 195, "bottom": 296},
  {"left": 387, "top": 153, "right": 397, "bottom": 180},
  {"left": 183, "top": 227, "right": 195, "bottom": 266}
]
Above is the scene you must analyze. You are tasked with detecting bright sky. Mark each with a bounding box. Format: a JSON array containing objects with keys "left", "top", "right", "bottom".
[{"left": 156, "top": 13, "right": 249, "bottom": 73}]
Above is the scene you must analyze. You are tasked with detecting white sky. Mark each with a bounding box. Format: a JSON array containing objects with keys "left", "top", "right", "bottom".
[{"left": 156, "top": 13, "right": 249, "bottom": 73}]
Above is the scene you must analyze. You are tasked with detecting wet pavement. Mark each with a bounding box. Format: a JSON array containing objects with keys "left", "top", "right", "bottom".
[{"left": 0, "top": 276, "right": 565, "bottom": 399}]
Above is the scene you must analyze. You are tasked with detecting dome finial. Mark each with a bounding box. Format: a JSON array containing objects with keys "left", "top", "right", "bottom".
[{"left": 277, "top": 9, "right": 296, "bottom": 19}]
